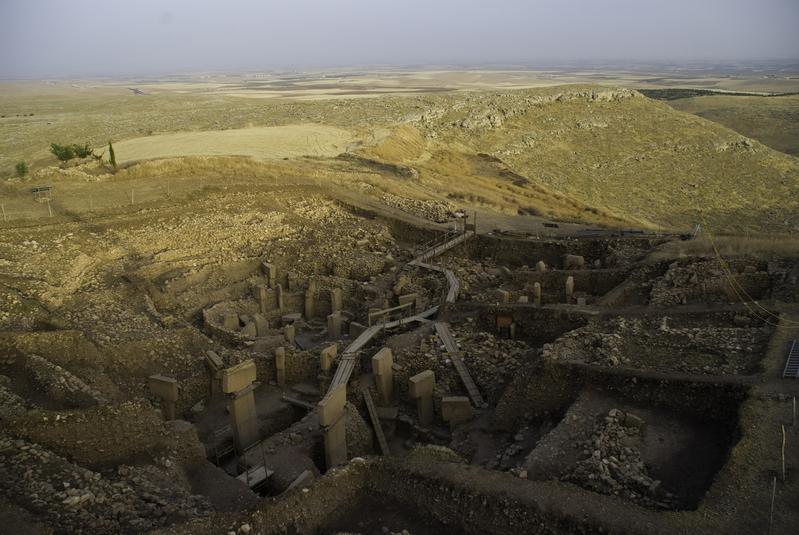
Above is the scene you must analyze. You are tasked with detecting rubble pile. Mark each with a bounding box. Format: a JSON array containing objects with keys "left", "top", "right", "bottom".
[
  {"left": 440, "top": 256, "right": 500, "bottom": 298},
  {"left": 545, "top": 317, "right": 769, "bottom": 375},
  {"left": 379, "top": 192, "right": 455, "bottom": 223},
  {"left": 0, "top": 435, "right": 211, "bottom": 534},
  {"left": 452, "top": 323, "right": 531, "bottom": 402},
  {"left": 561, "top": 409, "right": 676, "bottom": 510},
  {"left": 25, "top": 354, "right": 108, "bottom": 408},
  {"left": 650, "top": 258, "right": 769, "bottom": 306}
]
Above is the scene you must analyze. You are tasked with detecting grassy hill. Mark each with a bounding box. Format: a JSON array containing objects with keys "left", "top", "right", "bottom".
[
  {"left": 666, "top": 94, "right": 799, "bottom": 157},
  {"left": 356, "top": 86, "right": 799, "bottom": 233},
  {"left": 2, "top": 82, "right": 797, "bottom": 234}
]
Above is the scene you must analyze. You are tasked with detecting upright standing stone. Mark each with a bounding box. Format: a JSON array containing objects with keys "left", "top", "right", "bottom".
[
  {"left": 533, "top": 282, "right": 542, "bottom": 306},
  {"left": 257, "top": 286, "right": 269, "bottom": 314},
  {"left": 409, "top": 370, "right": 435, "bottom": 428},
  {"left": 318, "top": 383, "right": 347, "bottom": 469},
  {"left": 261, "top": 262, "right": 276, "bottom": 288},
  {"left": 305, "top": 279, "right": 317, "bottom": 319},
  {"left": 221, "top": 360, "right": 259, "bottom": 451},
  {"left": 148, "top": 375, "right": 178, "bottom": 420},
  {"left": 564, "top": 254, "right": 585, "bottom": 270},
  {"left": 495, "top": 289, "right": 510, "bottom": 304},
  {"left": 371, "top": 347, "right": 394, "bottom": 406},
  {"left": 565, "top": 276, "right": 575, "bottom": 304},
  {"left": 204, "top": 350, "right": 224, "bottom": 395},
  {"left": 222, "top": 313, "right": 239, "bottom": 330},
  {"left": 284, "top": 324, "right": 295, "bottom": 346},
  {"left": 275, "top": 347, "right": 286, "bottom": 387},
  {"left": 320, "top": 344, "right": 338, "bottom": 372},
  {"left": 253, "top": 313, "right": 269, "bottom": 337},
  {"left": 327, "top": 311, "right": 342, "bottom": 339},
  {"left": 536, "top": 260, "right": 547, "bottom": 273},
  {"left": 275, "top": 284, "right": 284, "bottom": 312},
  {"left": 330, "top": 288, "right": 343, "bottom": 313}
]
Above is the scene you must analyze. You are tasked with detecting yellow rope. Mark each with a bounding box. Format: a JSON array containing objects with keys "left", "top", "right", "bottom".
[{"left": 698, "top": 216, "right": 799, "bottom": 328}]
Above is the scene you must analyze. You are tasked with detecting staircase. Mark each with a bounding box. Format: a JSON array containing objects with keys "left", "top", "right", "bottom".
[
  {"left": 434, "top": 322, "right": 487, "bottom": 408},
  {"left": 362, "top": 389, "right": 390, "bottom": 455},
  {"left": 783, "top": 340, "right": 799, "bottom": 378}
]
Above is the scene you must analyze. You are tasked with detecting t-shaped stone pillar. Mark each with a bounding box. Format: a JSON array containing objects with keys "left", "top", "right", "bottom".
[
  {"left": 536, "top": 260, "right": 547, "bottom": 273},
  {"left": 222, "top": 360, "right": 260, "bottom": 452},
  {"left": 330, "top": 288, "right": 343, "bottom": 312},
  {"left": 327, "top": 311, "right": 342, "bottom": 340},
  {"left": 275, "top": 284, "right": 284, "bottom": 312},
  {"left": 317, "top": 383, "right": 348, "bottom": 469},
  {"left": 275, "top": 347, "right": 286, "bottom": 387},
  {"left": 305, "top": 279, "right": 317, "bottom": 319},
  {"left": 565, "top": 276, "right": 575, "bottom": 304},
  {"left": 148, "top": 375, "right": 178, "bottom": 420},
  {"left": 204, "top": 350, "right": 224, "bottom": 396},
  {"left": 320, "top": 344, "right": 337, "bottom": 372},
  {"left": 371, "top": 347, "right": 393, "bottom": 406},
  {"left": 261, "top": 262, "right": 276, "bottom": 288},
  {"left": 409, "top": 370, "right": 435, "bottom": 428},
  {"left": 533, "top": 282, "right": 542, "bottom": 306},
  {"left": 284, "top": 324, "right": 295, "bottom": 346}
]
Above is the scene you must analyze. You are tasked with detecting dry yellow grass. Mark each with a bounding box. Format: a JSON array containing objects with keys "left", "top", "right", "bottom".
[{"left": 108, "top": 124, "right": 353, "bottom": 163}]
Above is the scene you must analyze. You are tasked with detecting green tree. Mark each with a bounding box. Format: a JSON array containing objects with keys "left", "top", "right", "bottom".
[
  {"left": 15, "top": 161, "right": 28, "bottom": 177},
  {"left": 108, "top": 141, "right": 116, "bottom": 170},
  {"left": 50, "top": 143, "right": 75, "bottom": 162}
]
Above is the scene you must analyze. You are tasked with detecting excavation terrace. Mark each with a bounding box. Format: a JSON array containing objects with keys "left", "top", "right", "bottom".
[{"left": 0, "top": 185, "right": 797, "bottom": 535}]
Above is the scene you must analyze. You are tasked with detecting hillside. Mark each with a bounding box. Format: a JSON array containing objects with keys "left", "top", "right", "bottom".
[
  {"left": 356, "top": 86, "right": 799, "bottom": 233},
  {"left": 2, "top": 83, "right": 797, "bottom": 234},
  {"left": 666, "top": 94, "right": 799, "bottom": 157}
]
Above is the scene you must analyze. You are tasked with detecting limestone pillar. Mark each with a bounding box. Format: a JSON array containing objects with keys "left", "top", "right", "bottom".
[
  {"left": 317, "top": 383, "right": 347, "bottom": 469},
  {"left": 284, "top": 324, "right": 295, "bottom": 346},
  {"left": 330, "top": 288, "right": 343, "bottom": 313},
  {"left": 222, "top": 313, "right": 239, "bottom": 330},
  {"left": 409, "top": 370, "right": 435, "bottom": 427},
  {"left": 275, "top": 284, "right": 284, "bottom": 312},
  {"left": 320, "top": 344, "right": 337, "bottom": 372},
  {"left": 261, "top": 262, "right": 276, "bottom": 288},
  {"left": 565, "top": 276, "right": 574, "bottom": 304},
  {"left": 275, "top": 347, "right": 286, "bottom": 387},
  {"left": 371, "top": 347, "right": 393, "bottom": 406},
  {"left": 221, "top": 360, "right": 259, "bottom": 451},
  {"left": 305, "top": 279, "right": 317, "bottom": 319},
  {"left": 257, "top": 286, "right": 269, "bottom": 314},
  {"left": 327, "top": 311, "right": 342, "bottom": 339},
  {"left": 533, "top": 282, "right": 542, "bottom": 306},
  {"left": 287, "top": 272, "right": 298, "bottom": 291},
  {"left": 148, "top": 374, "right": 178, "bottom": 420},
  {"left": 536, "top": 260, "right": 547, "bottom": 273},
  {"left": 204, "top": 351, "right": 224, "bottom": 396}
]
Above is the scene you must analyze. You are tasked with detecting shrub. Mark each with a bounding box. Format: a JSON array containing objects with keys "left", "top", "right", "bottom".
[
  {"left": 15, "top": 161, "right": 28, "bottom": 177},
  {"left": 50, "top": 143, "right": 75, "bottom": 162},
  {"left": 72, "top": 142, "right": 94, "bottom": 159}
]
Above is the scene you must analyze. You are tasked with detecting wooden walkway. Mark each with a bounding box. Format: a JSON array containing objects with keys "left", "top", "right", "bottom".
[
  {"left": 434, "top": 322, "right": 487, "bottom": 408},
  {"left": 323, "top": 230, "right": 473, "bottom": 396}
]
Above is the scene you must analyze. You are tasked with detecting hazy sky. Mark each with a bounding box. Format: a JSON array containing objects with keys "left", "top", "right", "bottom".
[{"left": 1, "top": 0, "right": 798, "bottom": 79}]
